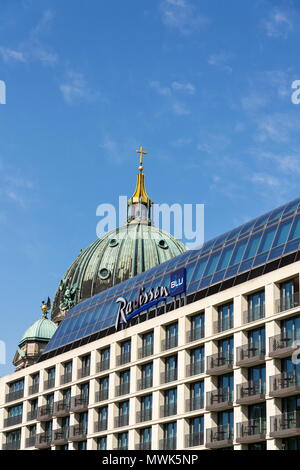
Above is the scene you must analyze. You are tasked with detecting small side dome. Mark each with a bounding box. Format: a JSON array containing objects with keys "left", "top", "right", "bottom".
[{"left": 19, "top": 317, "right": 57, "bottom": 348}]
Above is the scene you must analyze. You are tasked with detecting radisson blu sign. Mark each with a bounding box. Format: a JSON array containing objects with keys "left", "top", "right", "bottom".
[{"left": 115, "top": 268, "right": 186, "bottom": 330}]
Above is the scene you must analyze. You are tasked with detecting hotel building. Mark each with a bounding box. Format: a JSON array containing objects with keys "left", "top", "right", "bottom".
[{"left": 1, "top": 151, "right": 300, "bottom": 451}]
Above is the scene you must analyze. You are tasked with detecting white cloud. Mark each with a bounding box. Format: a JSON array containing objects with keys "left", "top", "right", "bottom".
[
  {"left": 171, "top": 81, "right": 196, "bottom": 94},
  {"left": 208, "top": 52, "right": 233, "bottom": 73},
  {"left": 149, "top": 81, "right": 171, "bottom": 96},
  {"left": 160, "top": 0, "right": 209, "bottom": 35},
  {"left": 241, "top": 91, "right": 268, "bottom": 111},
  {"left": 256, "top": 113, "right": 300, "bottom": 143},
  {"left": 250, "top": 173, "right": 280, "bottom": 187},
  {"left": 172, "top": 102, "right": 190, "bottom": 115},
  {"left": 263, "top": 9, "right": 293, "bottom": 38},
  {"left": 0, "top": 47, "right": 26, "bottom": 63},
  {"left": 60, "top": 71, "right": 93, "bottom": 104}
]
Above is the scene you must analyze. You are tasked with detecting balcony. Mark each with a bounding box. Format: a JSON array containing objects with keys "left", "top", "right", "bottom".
[
  {"left": 186, "top": 360, "right": 205, "bottom": 377},
  {"left": 35, "top": 432, "right": 52, "bottom": 449},
  {"left": 236, "top": 380, "right": 265, "bottom": 405},
  {"left": 269, "top": 333, "right": 300, "bottom": 359},
  {"left": 159, "top": 437, "right": 177, "bottom": 450},
  {"left": 206, "top": 353, "right": 233, "bottom": 375},
  {"left": 27, "top": 409, "right": 38, "bottom": 421},
  {"left": 96, "top": 359, "right": 110, "bottom": 373},
  {"left": 269, "top": 372, "right": 300, "bottom": 398},
  {"left": 243, "top": 305, "right": 265, "bottom": 324},
  {"left": 161, "top": 336, "right": 178, "bottom": 351},
  {"left": 4, "top": 415, "right": 22, "bottom": 428},
  {"left": 116, "top": 352, "right": 131, "bottom": 366},
  {"left": 25, "top": 436, "right": 36, "bottom": 448},
  {"left": 137, "top": 376, "right": 153, "bottom": 391},
  {"left": 136, "top": 409, "right": 152, "bottom": 423},
  {"left": 53, "top": 400, "right": 71, "bottom": 417},
  {"left": 77, "top": 366, "right": 90, "bottom": 379},
  {"left": 29, "top": 383, "right": 39, "bottom": 395},
  {"left": 94, "top": 419, "right": 108, "bottom": 432},
  {"left": 69, "top": 425, "right": 88, "bottom": 442},
  {"left": 206, "top": 425, "right": 233, "bottom": 449},
  {"left": 185, "top": 396, "right": 204, "bottom": 412},
  {"left": 206, "top": 388, "right": 233, "bottom": 411},
  {"left": 160, "top": 369, "right": 178, "bottom": 384},
  {"left": 270, "top": 411, "right": 300, "bottom": 438},
  {"left": 60, "top": 372, "right": 72, "bottom": 385},
  {"left": 138, "top": 344, "right": 154, "bottom": 359},
  {"left": 186, "top": 327, "right": 204, "bottom": 343},
  {"left": 236, "top": 418, "right": 266, "bottom": 443},
  {"left": 44, "top": 378, "right": 55, "bottom": 391},
  {"left": 236, "top": 344, "right": 265, "bottom": 367},
  {"left": 95, "top": 389, "right": 109, "bottom": 402},
  {"left": 135, "top": 442, "right": 152, "bottom": 450},
  {"left": 115, "top": 383, "right": 130, "bottom": 397},
  {"left": 185, "top": 432, "right": 204, "bottom": 448},
  {"left": 114, "top": 414, "right": 129, "bottom": 428},
  {"left": 3, "top": 440, "right": 21, "bottom": 450},
  {"left": 37, "top": 404, "right": 54, "bottom": 421},
  {"left": 275, "top": 292, "right": 300, "bottom": 313},
  {"left": 70, "top": 395, "right": 89, "bottom": 412},
  {"left": 213, "top": 317, "right": 233, "bottom": 334},
  {"left": 5, "top": 389, "right": 24, "bottom": 403},
  {"left": 52, "top": 429, "right": 69, "bottom": 445},
  {"left": 160, "top": 403, "right": 177, "bottom": 418}
]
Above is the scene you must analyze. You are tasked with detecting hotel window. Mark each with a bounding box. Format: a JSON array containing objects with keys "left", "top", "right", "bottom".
[
  {"left": 119, "top": 340, "right": 131, "bottom": 365},
  {"left": 278, "top": 278, "right": 299, "bottom": 312},
  {"left": 282, "top": 437, "right": 300, "bottom": 451},
  {"left": 5, "top": 429, "right": 21, "bottom": 450},
  {"left": 6, "top": 404, "right": 23, "bottom": 427},
  {"left": 217, "top": 302, "right": 233, "bottom": 332},
  {"left": 98, "top": 406, "right": 108, "bottom": 430},
  {"left": 248, "top": 365, "right": 266, "bottom": 394},
  {"left": 162, "top": 422, "right": 177, "bottom": 450},
  {"left": 79, "top": 411, "right": 88, "bottom": 434},
  {"left": 79, "top": 354, "right": 90, "bottom": 378},
  {"left": 62, "top": 361, "right": 72, "bottom": 383},
  {"left": 218, "top": 410, "right": 233, "bottom": 439},
  {"left": 61, "top": 416, "right": 70, "bottom": 439},
  {"left": 163, "top": 388, "right": 177, "bottom": 417},
  {"left": 139, "top": 427, "right": 152, "bottom": 450},
  {"left": 30, "top": 373, "right": 40, "bottom": 394},
  {"left": 218, "top": 337, "right": 234, "bottom": 363},
  {"left": 164, "top": 323, "right": 178, "bottom": 350},
  {"left": 7, "top": 379, "right": 24, "bottom": 402},
  {"left": 189, "top": 381, "right": 204, "bottom": 411},
  {"left": 27, "top": 424, "right": 36, "bottom": 447},
  {"left": 248, "top": 327, "right": 265, "bottom": 354},
  {"left": 189, "top": 346, "right": 204, "bottom": 375},
  {"left": 45, "top": 367, "right": 55, "bottom": 389},
  {"left": 188, "top": 312, "right": 205, "bottom": 341},
  {"left": 246, "top": 291, "right": 265, "bottom": 322},
  {"left": 46, "top": 393, "right": 55, "bottom": 412},
  {"left": 140, "top": 331, "right": 154, "bottom": 357},
  {"left": 45, "top": 420, "right": 53, "bottom": 439},
  {"left": 62, "top": 387, "right": 72, "bottom": 407},
  {"left": 98, "top": 347, "right": 110, "bottom": 371},
  {"left": 98, "top": 376, "right": 109, "bottom": 401},
  {"left": 188, "top": 416, "right": 204, "bottom": 447},
  {"left": 118, "top": 370, "right": 130, "bottom": 396},
  {"left": 281, "top": 315, "right": 300, "bottom": 344},
  {"left": 28, "top": 399, "right": 38, "bottom": 420},
  {"left": 140, "top": 394, "right": 152, "bottom": 421},
  {"left": 164, "top": 355, "right": 177, "bottom": 383},
  {"left": 139, "top": 363, "right": 153, "bottom": 390},
  {"left": 80, "top": 382, "right": 89, "bottom": 401},
  {"left": 77, "top": 440, "right": 87, "bottom": 450},
  {"left": 97, "top": 436, "right": 107, "bottom": 450},
  {"left": 218, "top": 373, "right": 234, "bottom": 401},
  {"left": 248, "top": 402, "right": 266, "bottom": 434},
  {"left": 117, "top": 432, "right": 128, "bottom": 450},
  {"left": 116, "top": 400, "right": 129, "bottom": 428}
]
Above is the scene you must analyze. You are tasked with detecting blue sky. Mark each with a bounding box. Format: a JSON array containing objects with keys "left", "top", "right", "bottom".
[{"left": 1, "top": 0, "right": 300, "bottom": 375}]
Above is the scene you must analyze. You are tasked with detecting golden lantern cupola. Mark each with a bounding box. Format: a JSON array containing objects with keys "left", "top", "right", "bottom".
[{"left": 127, "top": 146, "right": 153, "bottom": 225}]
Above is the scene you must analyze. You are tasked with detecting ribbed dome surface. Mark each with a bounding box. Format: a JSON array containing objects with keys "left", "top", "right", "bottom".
[
  {"left": 19, "top": 317, "right": 57, "bottom": 346},
  {"left": 52, "top": 223, "right": 186, "bottom": 322}
]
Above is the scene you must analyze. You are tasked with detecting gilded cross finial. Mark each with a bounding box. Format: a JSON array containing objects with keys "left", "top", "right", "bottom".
[{"left": 136, "top": 146, "right": 148, "bottom": 172}]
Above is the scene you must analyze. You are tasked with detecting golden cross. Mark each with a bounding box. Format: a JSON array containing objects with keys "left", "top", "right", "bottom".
[{"left": 136, "top": 146, "right": 148, "bottom": 171}]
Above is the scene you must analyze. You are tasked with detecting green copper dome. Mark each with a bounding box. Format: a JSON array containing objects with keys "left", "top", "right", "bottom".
[
  {"left": 19, "top": 316, "right": 57, "bottom": 347},
  {"left": 51, "top": 223, "right": 186, "bottom": 322}
]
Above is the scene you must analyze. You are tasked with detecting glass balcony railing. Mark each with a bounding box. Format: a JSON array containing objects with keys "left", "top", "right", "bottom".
[
  {"left": 275, "top": 293, "right": 300, "bottom": 313},
  {"left": 160, "top": 403, "right": 177, "bottom": 418},
  {"left": 138, "top": 344, "right": 154, "bottom": 359},
  {"left": 136, "top": 409, "right": 152, "bottom": 423},
  {"left": 159, "top": 437, "right": 177, "bottom": 450},
  {"left": 270, "top": 371, "right": 300, "bottom": 394},
  {"left": 270, "top": 411, "right": 300, "bottom": 435},
  {"left": 161, "top": 336, "right": 178, "bottom": 351},
  {"left": 269, "top": 332, "right": 300, "bottom": 356},
  {"left": 236, "top": 379, "right": 266, "bottom": 402},
  {"left": 243, "top": 304, "right": 265, "bottom": 323},
  {"left": 213, "top": 317, "right": 233, "bottom": 334},
  {"left": 185, "top": 432, "right": 204, "bottom": 447},
  {"left": 160, "top": 369, "right": 178, "bottom": 384},
  {"left": 236, "top": 418, "right": 266, "bottom": 439},
  {"left": 185, "top": 395, "right": 204, "bottom": 412},
  {"left": 186, "top": 327, "right": 204, "bottom": 343},
  {"left": 206, "top": 424, "right": 233, "bottom": 446},
  {"left": 186, "top": 360, "right": 205, "bottom": 377}
]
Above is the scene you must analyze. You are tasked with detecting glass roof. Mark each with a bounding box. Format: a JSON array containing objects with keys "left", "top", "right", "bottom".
[{"left": 45, "top": 197, "right": 300, "bottom": 353}]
